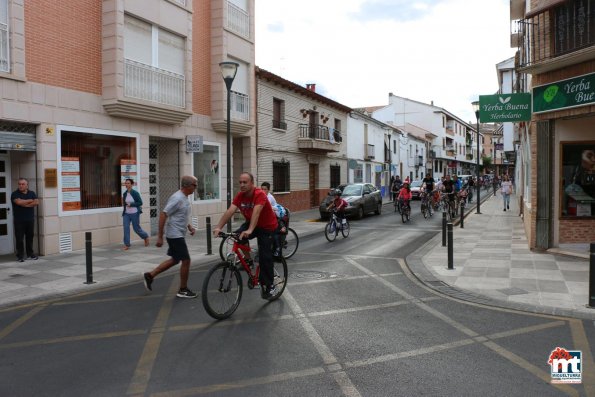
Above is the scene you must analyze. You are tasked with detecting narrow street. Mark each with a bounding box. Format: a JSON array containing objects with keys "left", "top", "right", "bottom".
[{"left": 1, "top": 205, "right": 592, "bottom": 396}]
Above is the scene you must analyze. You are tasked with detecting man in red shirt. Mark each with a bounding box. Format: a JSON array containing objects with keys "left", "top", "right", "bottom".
[{"left": 214, "top": 172, "right": 279, "bottom": 299}]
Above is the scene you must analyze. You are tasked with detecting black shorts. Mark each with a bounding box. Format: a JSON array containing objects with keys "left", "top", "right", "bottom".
[{"left": 166, "top": 237, "right": 190, "bottom": 263}]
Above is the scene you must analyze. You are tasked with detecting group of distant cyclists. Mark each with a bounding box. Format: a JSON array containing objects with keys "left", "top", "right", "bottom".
[{"left": 387, "top": 172, "right": 499, "bottom": 220}]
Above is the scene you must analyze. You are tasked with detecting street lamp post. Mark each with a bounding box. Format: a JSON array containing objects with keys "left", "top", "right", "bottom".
[
  {"left": 472, "top": 101, "right": 481, "bottom": 214},
  {"left": 220, "top": 61, "right": 239, "bottom": 232}
]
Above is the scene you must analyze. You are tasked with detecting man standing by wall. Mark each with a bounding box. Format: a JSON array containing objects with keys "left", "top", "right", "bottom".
[{"left": 11, "top": 178, "right": 39, "bottom": 262}]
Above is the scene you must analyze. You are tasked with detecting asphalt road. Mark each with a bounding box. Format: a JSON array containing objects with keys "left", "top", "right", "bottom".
[{"left": 1, "top": 202, "right": 593, "bottom": 396}]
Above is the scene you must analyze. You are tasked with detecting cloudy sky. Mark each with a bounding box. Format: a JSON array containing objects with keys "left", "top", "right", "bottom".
[{"left": 255, "top": 0, "right": 516, "bottom": 123}]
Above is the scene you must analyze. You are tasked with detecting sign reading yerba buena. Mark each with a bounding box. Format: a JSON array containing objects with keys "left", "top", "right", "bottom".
[
  {"left": 479, "top": 93, "right": 532, "bottom": 122},
  {"left": 533, "top": 72, "right": 595, "bottom": 114}
]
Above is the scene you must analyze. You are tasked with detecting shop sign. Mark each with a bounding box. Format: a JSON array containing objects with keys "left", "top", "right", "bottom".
[
  {"left": 533, "top": 72, "right": 595, "bottom": 114},
  {"left": 186, "top": 135, "right": 203, "bottom": 153},
  {"left": 61, "top": 157, "right": 81, "bottom": 211},
  {"left": 479, "top": 93, "right": 531, "bottom": 122},
  {"left": 44, "top": 169, "right": 57, "bottom": 188}
]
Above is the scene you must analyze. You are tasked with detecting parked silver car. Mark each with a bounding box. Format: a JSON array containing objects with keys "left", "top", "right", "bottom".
[{"left": 319, "top": 183, "right": 382, "bottom": 219}]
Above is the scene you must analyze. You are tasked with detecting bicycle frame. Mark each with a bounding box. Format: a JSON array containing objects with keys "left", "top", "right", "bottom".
[
  {"left": 226, "top": 235, "right": 260, "bottom": 286},
  {"left": 329, "top": 212, "right": 341, "bottom": 231}
]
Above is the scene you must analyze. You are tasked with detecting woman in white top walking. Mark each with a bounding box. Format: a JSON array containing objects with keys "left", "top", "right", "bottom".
[{"left": 501, "top": 175, "right": 513, "bottom": 211}]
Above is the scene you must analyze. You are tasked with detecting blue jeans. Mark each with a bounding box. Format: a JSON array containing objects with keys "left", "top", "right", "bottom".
[
  {"left": 503, "top": 193, "right": 510, "bottom": 209},
  {"left": 123, "top": 212, "right": 149, "bottom": 247}
]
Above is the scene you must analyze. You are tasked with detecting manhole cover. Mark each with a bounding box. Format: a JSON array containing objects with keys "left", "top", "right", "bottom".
[{"left": 290, "top": 270, "right": 344, "bottom": 280}]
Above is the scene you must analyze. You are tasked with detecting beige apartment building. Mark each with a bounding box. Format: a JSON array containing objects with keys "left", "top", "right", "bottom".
[
  {"left": 255, "top": 67, "right": 351, "bottom": 211},
  {"left": 512, "top": 0, "right": 595, "bottom": 249},
  {"left": 0, "top": 0, "right": 256, "bottom": 255}
]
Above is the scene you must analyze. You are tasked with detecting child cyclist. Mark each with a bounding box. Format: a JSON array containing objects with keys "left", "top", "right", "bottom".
[
  {"left": 261, "top": 182, "right": 289, "bottom": 256},
  {"left": 398, "top": 181, "right": 412, "bottom": 210},
  {"left": 326, "top": 189, "right": 348, "bottom": 224}
]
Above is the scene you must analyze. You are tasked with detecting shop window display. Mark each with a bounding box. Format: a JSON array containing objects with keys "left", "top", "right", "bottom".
[
  {"left": 193, "top": 145, "right": 220, "bottom": 201},
  {"left": 561, "top": 142, "right": 595, "bottom": 218}
]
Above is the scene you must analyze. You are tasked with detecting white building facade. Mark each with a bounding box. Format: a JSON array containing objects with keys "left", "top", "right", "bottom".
[
  {"left": 372, "top": 93, "right": 482, "bottom": 181},
  {"left": 346, "top": 111, "right": 398, "bottom": 198}
]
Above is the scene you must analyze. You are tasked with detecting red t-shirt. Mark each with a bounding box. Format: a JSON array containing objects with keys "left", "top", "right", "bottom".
[
  {"left": 232, "top": 188, "right": 278, "bottom": 232},
  {"left": 332, "top": 197, "right": 347, "bottom": 211}
]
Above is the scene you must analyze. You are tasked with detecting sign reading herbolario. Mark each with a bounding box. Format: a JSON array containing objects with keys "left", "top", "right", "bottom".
[
  {"left": 533, "top": 72, "right": 595, "bottom": 114},
  {"left": 479, "top": 93, "right": 532, "bottom": 122}
]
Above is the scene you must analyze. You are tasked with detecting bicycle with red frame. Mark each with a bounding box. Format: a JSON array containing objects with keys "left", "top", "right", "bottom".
[{"left": 202, "top": 232, "right": 288, "bottom": 320}]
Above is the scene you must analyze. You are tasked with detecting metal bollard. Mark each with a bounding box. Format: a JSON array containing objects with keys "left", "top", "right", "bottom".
[
  {"left": 442, "top": 211, "right": 447, "bottom": 247},
  {"left": 206, "top": 217, "right": 213, "bottom": 255},
  {"left": 447, "top": 223, "right": 454, "bottom": 269},
  {"left": 589, "top": 243, "right": 595, "bottom": 308},
  {"left": 84, "top": 232, "right": 95, "bottom": 284},
  {"left": 460, "top": 201, "right": 465, "bottom": 228}
]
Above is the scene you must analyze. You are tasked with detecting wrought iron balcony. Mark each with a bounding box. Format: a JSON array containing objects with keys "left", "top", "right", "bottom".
[
  {"left": 297, "top": 123, "right": 341, "bottom": 153},
  {"left": 273, "top": 119, "right": 287, "bottom": 130},
  {"left": 515, "top": 0, "right": 595, "bottom": 71}
]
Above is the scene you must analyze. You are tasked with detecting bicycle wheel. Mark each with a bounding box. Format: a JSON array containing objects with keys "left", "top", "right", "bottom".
[
  {"left": 421, "top": 202, "right": 428, "bottom": 219},
  {"left": 219, "top": 235, "right": 234, "bottom": 261},
  {"left": 268, "top": 256, "right": 288, "bottom": 301},
  {"left": 401, "top": 208, "right": 407, "bottom": 223},
  {"left": 324, "top": 220, "right": 337, "bottom": 242},
  {"left": 394, "top": 200, "right": 398, "bottom": 212},
  {"left": 406, "top": 207, "right": 411, "bottom": 222},
  {"left": 341, "top": 220, "right": 350, "bottom": 238},
  {"left": 282, "top": 228, "right": 299, "bottom": 259},
  {"left": 202, "top": 262, "right": 243, "bottom": 320}
]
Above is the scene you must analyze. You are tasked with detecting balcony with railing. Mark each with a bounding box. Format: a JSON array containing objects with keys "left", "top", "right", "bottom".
[
  {"left": 124, "top": 59, "right": 185, "bottom": 108},
  {"left": 515, "top": 0, "right": 595, "bottom": 72},
  {"left": 103, "top": 58, "right": 191, "bottom": 124},
  {"left": 297, "top": 124, "right": 341, "bottom": 153},
  {"left": 230, "top": 91, "right": 250, "bottom": 121},
  {"left": 0, "top": 23, "right": 8, "bottom": 72},
  {"left": 272, "top": 119, "right": 287, "bottom": 130},
  {"left": 226, "top": 1, "right": 250, "bottom": 39}
]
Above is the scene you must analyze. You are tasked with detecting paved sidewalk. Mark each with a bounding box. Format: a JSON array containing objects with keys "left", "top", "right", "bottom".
[
  {"left": 0, "top": 208, "right": 325, "bottom": 309},
  {"left": 2, "top": 195, "right": 594, "bottom": 321},
  {"left": 407, "top": 193, "right": 595, "bottom": 320}
]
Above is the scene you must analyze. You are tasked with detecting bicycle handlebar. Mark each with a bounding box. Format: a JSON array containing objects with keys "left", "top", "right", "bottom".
[{"left": 217, "top": 232, "right": 239, "bottom": 239}]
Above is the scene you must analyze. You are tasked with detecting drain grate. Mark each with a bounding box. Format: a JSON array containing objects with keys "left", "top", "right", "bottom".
[
  {"left": 426, "top": 280, "right": 448, "bottom": 287},
  {"left": 10, "top": 274, "right": 24, "bottom": 278}
]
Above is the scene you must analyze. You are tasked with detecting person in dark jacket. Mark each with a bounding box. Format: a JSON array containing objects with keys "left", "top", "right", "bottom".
[
  {"left": 11, "top": 178, "right": 39, "bottom": 262},
  {"left": 122, "top": 178, "right": 149, "bottom": 250}
]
